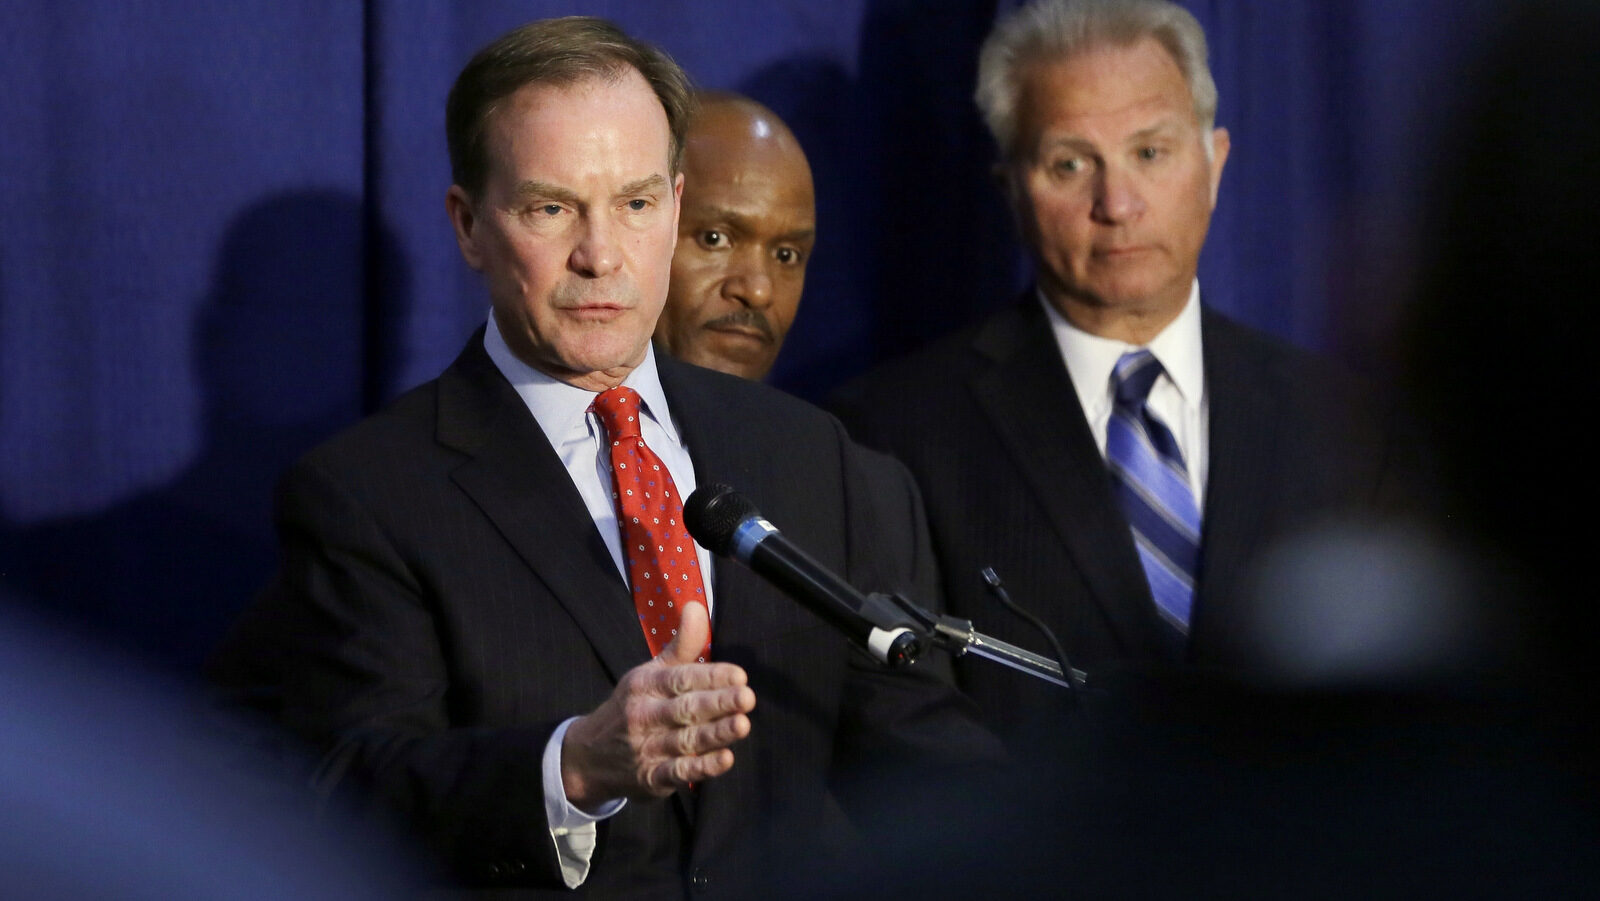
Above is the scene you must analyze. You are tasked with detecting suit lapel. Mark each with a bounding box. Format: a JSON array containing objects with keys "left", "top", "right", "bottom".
[
  {"left": 435, "top": 331, "right": 650, "bottom": 684},
  {"left": 653, "top": 355, "right": 818, "bottom": 845},
  {"left": 967, "top": 301, "right": 1172, "bottom": 658},
  {"left": 655, "top": 355, "right": 808, "bottom": 648},
  {"left": 960, "top": 299, "right": 1177, "bottom": 659}
]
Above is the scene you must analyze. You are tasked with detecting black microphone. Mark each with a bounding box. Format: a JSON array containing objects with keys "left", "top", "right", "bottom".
[{"left": 684, "top": 484, "right": 924, "bottom": 668}]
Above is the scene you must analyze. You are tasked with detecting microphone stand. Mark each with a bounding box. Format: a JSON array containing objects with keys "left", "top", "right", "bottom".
[{"left": 869, "top": 591, "right": 1087, "bottom": 692}]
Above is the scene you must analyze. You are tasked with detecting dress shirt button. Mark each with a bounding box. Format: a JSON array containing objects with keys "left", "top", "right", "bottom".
[
  {"left": 689, "top": 866, "right": 710, "bottom": 891},
  {"left": 484, "top": 862, "right": 504, "bottom": 880}
]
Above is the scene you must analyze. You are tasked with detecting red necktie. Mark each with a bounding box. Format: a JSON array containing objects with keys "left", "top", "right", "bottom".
[{"left": 592, "top": 386, "right": 711, "bottom": 661}]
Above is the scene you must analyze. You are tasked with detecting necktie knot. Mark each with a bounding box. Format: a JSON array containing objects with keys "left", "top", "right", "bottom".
[
  {"left": 1112, "top": 350, "right": 1164, "bottom": 409},
  {"left": 594, "top": 386, "right": 643, "bottom": 442}
]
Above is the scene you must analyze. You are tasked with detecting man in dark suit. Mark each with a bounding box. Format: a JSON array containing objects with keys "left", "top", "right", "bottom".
[
  {"left": 210, "top": 17, "right": 996, "bottom": 898},
  {"left": 834, "top": 0, "right": 1393, "bottom": 739}
]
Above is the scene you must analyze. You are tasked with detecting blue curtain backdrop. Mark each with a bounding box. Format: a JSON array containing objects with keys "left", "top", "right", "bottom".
[{"left": 0, "top": 0, "right": 1501, "bottom": 672}]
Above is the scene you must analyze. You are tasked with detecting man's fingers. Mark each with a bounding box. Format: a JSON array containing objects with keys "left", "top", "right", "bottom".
[
  {"left": 639, "top": 711, "right": 752, "bottom": 760},
  {"left": 638, "top": 682, "right": 755, "bottom": 731},
  {"left": 643, "top": 748, "right": 737, "bottom": 794},
  {"left": 565, "top": 654, "right": 754, "bottom": 806},
  {"left": 687, "top": 747, "right": 735, "bottom": 781},
  {"left": 639, "top": 659, "right": 748, "bottom": 699},
  {"left": 656, "top": 600, "right": 711, "bottom": 666},
  {"left": 690, "top": 683, "right": 755, "bottom": 720}
]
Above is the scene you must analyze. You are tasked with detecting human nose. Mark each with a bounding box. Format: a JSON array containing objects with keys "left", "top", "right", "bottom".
[
  {"left": 1093, "top": 164, "right": 1146, "bottom": 223},
  {"left": 570, "top": 213, "right": 622, "bottom": 277},
  {"left": 720, "top": 248, "right": 774, "bottom": 308}
]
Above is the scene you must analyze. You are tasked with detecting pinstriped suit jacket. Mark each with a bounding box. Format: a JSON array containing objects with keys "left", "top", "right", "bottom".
[
  {"left": 212, "top": 329, "right": 997, "bottom": 898},
  {"left": 833, "top": 296, "right": 1395, "bottom": 741}
]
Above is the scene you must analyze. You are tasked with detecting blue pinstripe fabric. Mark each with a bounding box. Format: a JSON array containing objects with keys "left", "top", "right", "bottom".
[{"left": 1106, "top": 350, "right": 1201, "bottom": 633}]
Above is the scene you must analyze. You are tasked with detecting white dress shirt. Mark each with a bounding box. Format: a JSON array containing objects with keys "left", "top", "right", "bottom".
[
  {"left": 1042, "top": 280, "right": 1209, "bottom": 508},
  {"left": 483, "top": 313, "right": 715, "bottom": 888}
]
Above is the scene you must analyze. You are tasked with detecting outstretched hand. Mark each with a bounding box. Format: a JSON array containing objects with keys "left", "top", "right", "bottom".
[{"left": 560, "top": 603, "right": 755, "bottom": 811}]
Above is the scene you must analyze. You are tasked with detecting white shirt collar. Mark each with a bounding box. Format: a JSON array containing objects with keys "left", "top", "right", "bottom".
[
  {"left": 1042, "top": 279, "right": 1206, "bottom": 417},
  {"left": 483, "top": 312, "right": 681, "bottom": 448}
]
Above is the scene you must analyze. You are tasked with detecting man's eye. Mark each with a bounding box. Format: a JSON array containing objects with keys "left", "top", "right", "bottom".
[
  {"left": 539, "top": 204, "right": 563, "bottom": 216},
  {"left": 627, "top": 198, "right": 649, "bottom": 211},
  {"left": 1052, "top": 157, "right": 1084, "bottom": 174},
  {"left": 775, "top": 247, "right": 799, "bottom": 264},
  {"left": 1138, "top": 146, "right": 1163, "bottom": 161},
  {"left": 700, "top": 230, "right": 725, "bottom": 248}
]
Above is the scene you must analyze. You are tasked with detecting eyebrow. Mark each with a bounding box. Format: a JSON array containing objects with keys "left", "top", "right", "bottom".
[
  {"left": 1039, "top": 135, "right": 1098, "bottom": 156},
  {"left": 617, "top": 174, "right": 669, "bottom": 198},
  {"left": 1127, "top": 119, "right": 1184, "bottom": 143},
  {"left": 512, "top": 174, "right": 669, "bottom": 205},
  {"left": 1040, "top": 117, "right": 1188, "bottom": 154},
  {"left": 513, "top": 181, "right": 580, "bottom": 204}
]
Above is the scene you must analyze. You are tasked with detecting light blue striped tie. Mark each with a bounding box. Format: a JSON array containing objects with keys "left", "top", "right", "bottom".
[{"left": 1106, "top": 350, "right": 1201, "bottom": 634}]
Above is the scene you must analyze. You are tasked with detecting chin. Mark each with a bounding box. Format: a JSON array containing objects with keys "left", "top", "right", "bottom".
[
  {"left": 686, "top": 351, "right": 761, "bottom": 381},
  {"left": 557, "top": 335, "right": 651, "bottom": 376},
  {"left": 703, "top": 357, "right": 753, "bottom": 379}
]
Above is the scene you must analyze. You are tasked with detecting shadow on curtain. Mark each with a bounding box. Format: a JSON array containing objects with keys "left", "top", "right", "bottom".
[{"left": 0, "top": 191, "right": 409, "bottom": 672}]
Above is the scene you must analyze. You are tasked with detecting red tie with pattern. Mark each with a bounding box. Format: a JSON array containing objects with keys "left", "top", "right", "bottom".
[{"left": 592, "top": 386, "right": 711, "bottom": 662}]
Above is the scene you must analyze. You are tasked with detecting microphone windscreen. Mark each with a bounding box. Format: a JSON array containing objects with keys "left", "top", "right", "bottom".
[{"left": 684, "top": 484, "right": 759, "bottom": 556}]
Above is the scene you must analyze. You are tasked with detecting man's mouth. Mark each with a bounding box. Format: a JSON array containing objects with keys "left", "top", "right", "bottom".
[
  {"left": 1094, "top": 244, "right": 1153, "bottom": 259},
  {"left": 565, "top": 301, "right": 630, "bottom": 320},
  {"left": 702, "top": 311, "right": 774, "bottom": 343}
]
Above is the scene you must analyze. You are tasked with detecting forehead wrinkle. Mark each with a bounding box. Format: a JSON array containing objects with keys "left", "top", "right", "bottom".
[{"left": 1018, "top": 45, "right": 1196, "bottom": 149}]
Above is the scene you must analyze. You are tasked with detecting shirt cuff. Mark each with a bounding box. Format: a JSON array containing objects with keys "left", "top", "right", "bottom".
[{"left": 542, "top": 716, "right": 627, "bottom": 888}]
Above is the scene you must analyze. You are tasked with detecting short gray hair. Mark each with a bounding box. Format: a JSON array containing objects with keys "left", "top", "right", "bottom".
[{"left": 975, "top": 0, "right": 1219, "bottom": 162}]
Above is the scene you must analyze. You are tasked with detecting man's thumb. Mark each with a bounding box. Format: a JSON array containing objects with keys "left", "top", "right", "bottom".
[{"left": 659, "top": 600, "right": 710, "bottom": 665}]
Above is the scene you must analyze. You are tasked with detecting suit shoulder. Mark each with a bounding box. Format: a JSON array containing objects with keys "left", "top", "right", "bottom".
[
  {"left": 846, "top": 326, "right": 984, "bottom": 395},
  {"left": 667, "top": 357, "right": 847, "bottom": 437},
  {"left": 1203, "top": 308, "right": 1369, "bottom": 394},
  {"left": 830, "top": 304, "right": 1040, "bottom": 441},
  {"left": 831, "top": 306, "right": 1025, "bottom": 415},
  {"left": 292, "top": 379, "right": 443, "bottom": 479}
]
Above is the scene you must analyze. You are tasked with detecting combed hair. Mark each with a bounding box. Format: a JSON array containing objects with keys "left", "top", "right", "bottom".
[
  {"left": 975, "top": 0, "right": 1218, "bottom": 162},
  {"left": 446, "top": 16, "right": 695, "bottom": 197}
]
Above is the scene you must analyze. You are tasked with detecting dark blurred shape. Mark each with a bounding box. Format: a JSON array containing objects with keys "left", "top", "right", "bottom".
[
  {"left": 1401, "top": 0, "right": 1600, "bottom": 697},
  {"left": 1229, "top": 520, "right": 1507, "bottom": 689},
  {"left": 0, "top": 587, "right": 414, "bottom": 899}
]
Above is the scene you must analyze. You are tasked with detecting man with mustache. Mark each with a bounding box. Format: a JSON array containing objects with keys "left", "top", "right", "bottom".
[
  {"left": 654, "top": 92, "right": 815, "bottom": 381},
  {"left": 209, "top": 15, "right": 997, "bottom": 897},
  {"left": 835, "top": 0, "right": 1397, "bottom": 746}
]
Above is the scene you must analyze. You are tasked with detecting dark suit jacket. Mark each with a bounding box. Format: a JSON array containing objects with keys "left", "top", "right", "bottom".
[
  {"left": 833, "top": 297, "right": 1396, "bottom": 740},
  {"left": 210, "top": 329, "right": 998, "bottom": 899}
]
